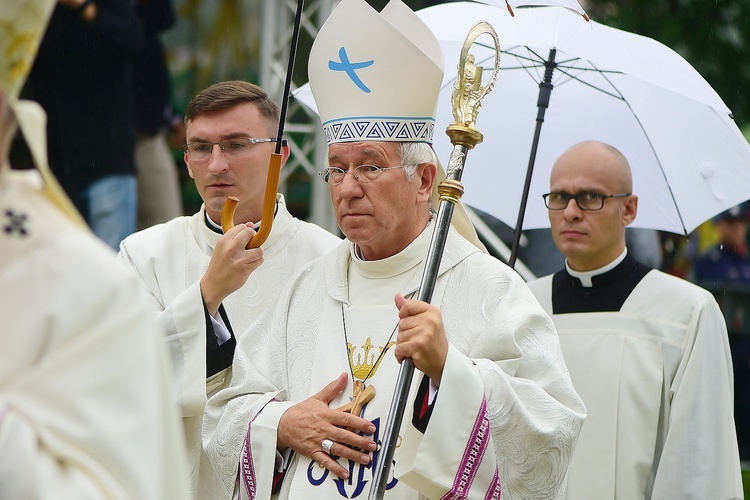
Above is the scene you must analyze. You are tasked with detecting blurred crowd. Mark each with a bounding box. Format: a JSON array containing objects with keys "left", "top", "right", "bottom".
[
  {"left": 663, "top": 203, "right": 750, "bottom": 291},
  {"left": 12, "top": 0, "right": 184, "bottom": 250}
]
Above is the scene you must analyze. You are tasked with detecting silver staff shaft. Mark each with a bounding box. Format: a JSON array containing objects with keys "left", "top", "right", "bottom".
[
  {"left": 368, "top": 20, "right": 500, "bottom": 500},
  {"left": 368, "top": 143, "right": 469, "bottom": 499}
]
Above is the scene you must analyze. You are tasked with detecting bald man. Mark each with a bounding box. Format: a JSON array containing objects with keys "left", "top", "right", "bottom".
[{"left": 527, "top": 141, "right": 742, "bottom": 499}]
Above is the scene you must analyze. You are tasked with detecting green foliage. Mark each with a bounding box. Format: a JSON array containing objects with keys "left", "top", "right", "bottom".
[{"left": 585, "top": 0, "right": 750, "bottom": 128}]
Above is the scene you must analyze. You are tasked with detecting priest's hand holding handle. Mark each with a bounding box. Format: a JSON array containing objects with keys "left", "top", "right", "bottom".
[{"left": 200, "top": 224, "right": 264, "bottom": 316}]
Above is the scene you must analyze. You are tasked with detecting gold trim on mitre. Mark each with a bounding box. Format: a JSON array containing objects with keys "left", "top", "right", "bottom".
[
  {"left": 309, "top": 0, "right": 444, "bottom": 145},
  {"left": 0, "top": 0, "right": 56, "bottom": 101}
]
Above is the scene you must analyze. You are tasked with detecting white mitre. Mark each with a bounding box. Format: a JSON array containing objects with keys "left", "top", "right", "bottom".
[
  {"left": 309, "top": 0, "right": 487, "bottom": 251},
  {"left": 0, "top": 0, "right": 87, "bottom": 227},
  {"left": 308, "top": 0, "right": 443, "bottom": 144}
]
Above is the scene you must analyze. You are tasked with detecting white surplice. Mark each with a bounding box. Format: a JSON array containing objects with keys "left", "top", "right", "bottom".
[
  {"left": 117, "top": 194, "right": 340, "bottom": 496},
  {"left": 0, "top": 169, "right": 188, "bottom": 499},
  {"left": 529, "top": 267, "right": 743, "bottom": 499},
  {"left": 204, "top": 225, "right": 586, "bottom": 500}
]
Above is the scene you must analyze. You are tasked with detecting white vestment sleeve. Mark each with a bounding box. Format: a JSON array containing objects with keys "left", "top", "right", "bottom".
[
  {"left": 0, "top": 403, "right": 107, "bottom": 499},
  {"left": 165, "top": 281, "right": 210, "bottom": 416},
  {"left": 238, "top": 400, "right": 296, "bottom": 500},
  {"left": 398, "top": 345, "right": 500, "bottom": 499},
  {"left": 399, "top": 262, "right": 585, "bottom": 499},
  {"left": 203, "top": 314, "right": 292, "bottom": 500},
  {"left": 650, "top": 296, "right": 743, "bottom": 497},
  {"left": 117, "top": 248, "right": 208, "bottom": 417}
]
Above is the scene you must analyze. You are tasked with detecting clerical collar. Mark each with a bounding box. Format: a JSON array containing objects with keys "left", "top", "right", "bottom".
[
  {"left": 350, "top": 221, "right": 433, "bottom": 279},
  {"left": 203, "top": 202, "right": 278, "bottom": 234},
  {"left": 204, "top": 211, "right": 224, "bottom": 234},
  {"left": 566, "top": 248, "right": 628, "bottom": 287}
]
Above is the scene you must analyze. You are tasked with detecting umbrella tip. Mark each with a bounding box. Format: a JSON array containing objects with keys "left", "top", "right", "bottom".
[
  {"left": 505, "top": 0, "right": 514, "bottom": 17},
  {"left": 583, "top": 13, "right": 590, "bottom": 22}
]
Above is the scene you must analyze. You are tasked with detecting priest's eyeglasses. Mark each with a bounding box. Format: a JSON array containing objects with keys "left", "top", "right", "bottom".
[
  {"left": 184, "top": 137, "right": 279, "bottom": 161},
  {"left": 543, "top": 192, "right": 631, "bottom": 211},
  {"left": 319, "top": 165, "right": 405, "bottom": 185}
]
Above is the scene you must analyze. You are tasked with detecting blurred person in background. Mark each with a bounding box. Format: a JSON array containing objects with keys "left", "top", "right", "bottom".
[
  {"left": 0, "top": 1, "right": 188, "bottom": 497},
  {"left": 693, "top": 202, "right": 750, "bottom": 464},
  {"left": 23, "top": 0, "right": 144, "bottom": 249},
  {"left": 134, "top": 0, "right": 184, "bottom": 229},
  {"left": 693, "top": 202, "right": 750, "bottom": 287}
]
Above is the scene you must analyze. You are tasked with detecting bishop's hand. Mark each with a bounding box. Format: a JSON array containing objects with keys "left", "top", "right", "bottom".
[
  {"left": 200, "top": 223, "right": 264, "bottom": 316},
  {"left": 277, "top": 373, "right": 377, "bottom": 480},
  {"left": 393, "top": 293, "right": 449, "bottom": 387}
]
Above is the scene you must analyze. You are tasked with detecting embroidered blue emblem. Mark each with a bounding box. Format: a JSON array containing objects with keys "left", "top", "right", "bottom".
[
  {"left": 329, "top": 47, "right": 374, "bottom": 93},
  {"left": 306, "top": 417, "right": 398, "bottom": 497}
]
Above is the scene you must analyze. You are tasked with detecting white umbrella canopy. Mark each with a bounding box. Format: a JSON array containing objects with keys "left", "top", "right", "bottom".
[{"left": 415, "top": 1, "right": 750, "bottom": 237}]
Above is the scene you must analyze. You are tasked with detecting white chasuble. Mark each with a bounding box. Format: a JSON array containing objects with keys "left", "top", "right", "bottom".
[
  {"left": 290, "top": 304, "right": 416, "bottom": 498},
  {"left": 205, "top": 229, "right": 586, "bottom": 500},
  {"left": 118, "top": 195, "right": 340, "bottom": 496},
  {"left": 529, "top": 270, "right": 742, "bottom": 499},
  {"left": 0, "top": 170, "right": 188, "bottom": 499}
]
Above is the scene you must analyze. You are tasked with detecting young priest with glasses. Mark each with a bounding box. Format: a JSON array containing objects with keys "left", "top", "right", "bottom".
[{"left": 117, "top": 80, "right": 340, "bottom": 497}]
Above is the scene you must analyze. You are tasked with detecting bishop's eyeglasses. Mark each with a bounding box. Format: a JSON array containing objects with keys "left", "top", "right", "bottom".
[
  {"left": 319, "top": 164, "right": 406, "bottom": 185},
  {"left": 543, "top": 192, "right": 631, "bottom": 211},
  {"left": 184, "top": 137, "right": 280, "bottom": 161}
]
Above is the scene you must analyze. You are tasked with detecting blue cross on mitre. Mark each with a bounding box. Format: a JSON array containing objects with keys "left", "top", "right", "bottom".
[{"left": 328, "top": 47, "right": 374, "bottom": 93}]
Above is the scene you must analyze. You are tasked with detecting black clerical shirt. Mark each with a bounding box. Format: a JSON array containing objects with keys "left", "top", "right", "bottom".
[{"left": 551, "top": 254, "right": 652, "bottom": 315}]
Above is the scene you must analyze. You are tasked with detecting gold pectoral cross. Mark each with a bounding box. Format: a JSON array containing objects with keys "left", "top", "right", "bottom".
[{"left": 336, "top": 380, "right": 375, "bottom": 417}]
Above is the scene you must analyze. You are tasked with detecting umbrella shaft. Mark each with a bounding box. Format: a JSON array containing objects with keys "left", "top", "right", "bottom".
[{"left": 510, "top": 48, "right": 557, "bottom": 269}]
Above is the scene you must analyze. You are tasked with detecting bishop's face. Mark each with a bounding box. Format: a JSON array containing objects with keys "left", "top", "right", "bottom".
[{"left": 327, "top": 141, "right": 434, "bottom": 261}]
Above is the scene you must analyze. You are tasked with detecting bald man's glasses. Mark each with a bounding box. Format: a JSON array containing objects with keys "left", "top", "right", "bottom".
[{"left": 543, "top": 192, "right": 631, "bottom": 211}]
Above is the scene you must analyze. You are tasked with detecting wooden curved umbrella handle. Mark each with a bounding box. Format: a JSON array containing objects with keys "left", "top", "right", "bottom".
[{"left": 220, "top": 152, "right": 283, "bottom": 249}]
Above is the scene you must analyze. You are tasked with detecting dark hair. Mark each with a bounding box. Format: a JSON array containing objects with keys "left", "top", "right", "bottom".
[{"left": 185, "top": 80, "right": 280, "bottom": 134}]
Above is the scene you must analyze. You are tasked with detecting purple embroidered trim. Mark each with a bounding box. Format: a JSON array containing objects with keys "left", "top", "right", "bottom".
[
  {"left": 441, "top": 397, "right": 500, "bottom": 500},
  {"left": 484, "top": 469, "right": 502, "bottom": 500},
  {"left": 240, "top": 417, "right": 258, "bottom": 499}
]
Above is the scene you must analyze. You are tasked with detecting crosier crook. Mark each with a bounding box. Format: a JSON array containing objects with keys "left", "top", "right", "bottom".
[{"left": 368, "top": 20, "right": 501, "bottom": 500}]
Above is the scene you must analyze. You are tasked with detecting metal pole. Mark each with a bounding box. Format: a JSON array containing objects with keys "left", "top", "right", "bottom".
[
  {"left": 509, "top": 48, "right": 556, "bottom": 269},
  {"left": 368, "top": 157, "right": 464, "bottom": 498},
  {"left": 368, "top": 21, "right": 501, "bottom": 499}
]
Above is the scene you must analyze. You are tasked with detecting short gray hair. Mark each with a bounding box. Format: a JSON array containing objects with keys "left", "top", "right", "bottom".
[{"left": 398, "top": 142, "right": 437, "bottom": 179}]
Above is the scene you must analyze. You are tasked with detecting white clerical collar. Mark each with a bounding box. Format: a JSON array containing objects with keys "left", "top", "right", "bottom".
[
  {"left": 566, "top": 248, "right": 628, "bottom": 287},
  {"left": 350, "top": 221, "right": 433, "bottom": 279},
  {"left": 204, "top": 213, "right": 225, "bottom": 232},
  {"left": 204, "top": 206, "right": 273, "bottom": 232}
]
